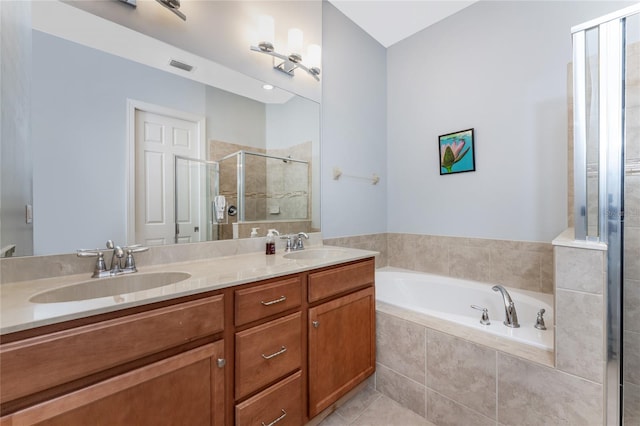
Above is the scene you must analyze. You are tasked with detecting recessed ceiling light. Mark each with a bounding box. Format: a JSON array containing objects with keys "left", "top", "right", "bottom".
[{"left": 262, "top": 84, "right": 274, "bottom": 90}]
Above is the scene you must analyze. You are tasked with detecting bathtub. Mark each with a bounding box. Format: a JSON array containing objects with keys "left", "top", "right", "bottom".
[{"left": 375, "top": 268, "right": 554, "bottom": 351}]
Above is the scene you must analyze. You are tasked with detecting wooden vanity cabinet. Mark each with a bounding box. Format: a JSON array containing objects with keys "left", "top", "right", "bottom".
[
  {"left": 307, "top": 259, "right": 376, "bottom": 418},
  {"left": 0, "top": 293, "right": 226, "bottom": 426},
  {"left": 1, "top": 256, "right": 376, "bottom": 426}
]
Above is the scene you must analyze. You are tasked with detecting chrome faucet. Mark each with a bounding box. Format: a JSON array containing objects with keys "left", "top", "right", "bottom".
[
  {"left": 77, "top": 240, "right": 148, "bottom": 278},
  {"left": 492, "top": 285, "right": 520, "bottom": 328},
  {"left": 106, "top": 240, "right": 124, "bottom": 275},
  {"left": 281, "top": 232, "right": 310, "bottom": 252}
]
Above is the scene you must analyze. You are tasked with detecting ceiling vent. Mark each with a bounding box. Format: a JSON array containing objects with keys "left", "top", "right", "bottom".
[{"left": 169, "top": 59, "right": 194, "bottom": 72}]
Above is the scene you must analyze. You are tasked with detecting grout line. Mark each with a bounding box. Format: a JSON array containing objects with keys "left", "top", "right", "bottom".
[
  {"left": 427, "top": 388, "right": 497, "bottom": 424},
  {"left": 556, "top": 286, "right": 604, "bottom": 297},
  {"left": 495, "top": 351, "right": 499, "bottom": 425}
]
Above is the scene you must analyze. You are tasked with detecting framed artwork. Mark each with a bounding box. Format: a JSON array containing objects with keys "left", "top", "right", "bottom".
[{"left": 438, "top": 128, "right": 475, "bottom": 175}]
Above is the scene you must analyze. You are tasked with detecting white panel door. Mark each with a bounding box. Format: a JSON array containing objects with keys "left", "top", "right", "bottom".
[{"left": 135, "top": 110, "right": 200, "bottom": 246}]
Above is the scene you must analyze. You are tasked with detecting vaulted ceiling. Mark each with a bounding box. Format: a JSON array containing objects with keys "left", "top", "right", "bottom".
[{"left": 328, "top": 1, "right": 478, "bottom": 47}]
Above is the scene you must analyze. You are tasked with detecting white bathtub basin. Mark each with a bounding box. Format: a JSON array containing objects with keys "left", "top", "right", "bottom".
[{"left": 375, "top": 269, "right": 554, "bottom": 351}]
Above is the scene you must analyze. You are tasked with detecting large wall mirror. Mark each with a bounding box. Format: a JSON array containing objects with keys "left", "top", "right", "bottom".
[{"left": 0, "top": 1, "right": 320, "bottom": 257}]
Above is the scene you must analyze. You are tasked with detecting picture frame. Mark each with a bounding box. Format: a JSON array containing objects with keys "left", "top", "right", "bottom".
[{"left": 438, "top": 128, "right": 475, "bottom": 175}]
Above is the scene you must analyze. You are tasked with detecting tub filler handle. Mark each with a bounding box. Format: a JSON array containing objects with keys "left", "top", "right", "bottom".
[
  {"left": 535, "top": 309, "right": 547, "bottom": 330},
  {"left": 470, "top": 305, "right": 491, "bottom": 325}
]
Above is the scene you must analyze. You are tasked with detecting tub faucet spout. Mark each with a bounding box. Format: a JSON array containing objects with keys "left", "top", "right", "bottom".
[{"left": 492, "top": 285, "right": 520, "bottom": 328}]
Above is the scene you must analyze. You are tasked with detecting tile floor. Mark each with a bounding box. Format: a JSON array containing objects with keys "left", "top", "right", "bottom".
[{"left": 318, "top": 386, "right": 437, "bottom": 426}]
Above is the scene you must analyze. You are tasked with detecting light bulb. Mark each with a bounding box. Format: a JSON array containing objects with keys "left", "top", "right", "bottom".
[
  {"left": 306, "top": 44, "right": 321, "bottom": 70},
  {"left": 258, "top": 15, "right": 274, "bottom": 49},
  {"left": 288, "top": 28, "right": 303, "bottom": 58}
]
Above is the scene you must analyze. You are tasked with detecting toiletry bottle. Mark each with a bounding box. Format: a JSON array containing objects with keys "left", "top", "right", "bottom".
[
  {"left": 250, "top": 227, "right": 259, "bottom": 238},
  {"left": 265, "top": 229, "right": 279, "bottom": 255}
]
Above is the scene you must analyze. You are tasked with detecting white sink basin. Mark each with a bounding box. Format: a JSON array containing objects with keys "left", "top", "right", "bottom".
[
  {"left": 283, "top": 249, "right": 349, "bottom": 260},
  {"left": 30, "top": 272, "right": 192, "bottom": 303}
]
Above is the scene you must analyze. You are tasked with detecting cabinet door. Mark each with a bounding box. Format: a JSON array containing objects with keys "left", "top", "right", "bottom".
[
  {"left": 308, "top": 287, "right": 375, "bottom": 417},
  {"left": 1, "top": 341, "right": 225, "bottom": 426}
]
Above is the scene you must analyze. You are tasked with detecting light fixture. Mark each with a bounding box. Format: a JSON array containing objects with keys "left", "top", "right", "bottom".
[
  {"left": 156, "top": 0, "right": 186, "bottom": 21},
  {"left": 262, "top": 84, "right": 274, "bottom": 90},
  {"left": 250, "top": 15, "right": 321, "bottom": 82}
]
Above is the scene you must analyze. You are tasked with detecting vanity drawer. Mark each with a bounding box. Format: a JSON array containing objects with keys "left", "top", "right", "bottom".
[
  {"left": 235, "top": 371, "right": 302, "bottom": 426},
  {"left": 308, "top": 258, "right": 375, "bottom": 303},
  {"left": 234, "top": 276, "right": 301, "bottom": 326},
  {"left": 235, "top": 312, "right": 301, "bottom": 399},
  {"left": 0, "top": 294, "right": 224, "bottom": 404}
]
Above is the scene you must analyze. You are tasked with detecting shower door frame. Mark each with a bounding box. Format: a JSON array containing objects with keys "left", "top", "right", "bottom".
[{"left": 572, "top": 4, "right": 640, "bottom": 425}]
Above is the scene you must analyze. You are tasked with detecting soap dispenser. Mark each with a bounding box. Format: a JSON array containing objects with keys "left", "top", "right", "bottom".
[
  {"left": 265, "top": 229, "right": 279, "bottom": 255},
  {"left": 250, "top": 227, "right": 260, "bottom": 238}
]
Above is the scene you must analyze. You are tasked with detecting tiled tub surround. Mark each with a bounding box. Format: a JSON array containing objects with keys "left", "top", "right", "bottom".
[
  {"left": 328, "top": 231, "right": 610, "bottom": 425},
  {"left": 325, "top": 233, "right": 553, "bottom": 294},
  {"left": 375, "top": 308, "right": 603, "bottom": 426}
]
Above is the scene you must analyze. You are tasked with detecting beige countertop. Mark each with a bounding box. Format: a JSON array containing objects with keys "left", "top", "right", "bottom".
[{"left": 0, "top": 246, "right": 377, "bottom": 335}]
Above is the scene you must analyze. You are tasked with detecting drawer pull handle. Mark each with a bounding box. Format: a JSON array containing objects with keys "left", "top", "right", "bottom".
[
  {"left": 261, "top": 295, "right": 287, "bottom": 306},
  {"left": 261, "top": 346, "right": 287, "bottom": 360},
  {"left": 261, "top": 409, "right": 287, "bottom": 426}
]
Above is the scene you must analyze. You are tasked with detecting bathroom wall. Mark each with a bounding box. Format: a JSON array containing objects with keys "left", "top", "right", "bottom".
[
  {"left": 321, "top": 2, "right": 387, "bottom": 239},
  {"left": 0, "top": 1, "right": 33, "bottom": 257},
  {"left": 206, "top": 86, "right": 266, "bottom": 150},
  {"left": 386, "top": 0, "right": 635, "bottom": 243}
]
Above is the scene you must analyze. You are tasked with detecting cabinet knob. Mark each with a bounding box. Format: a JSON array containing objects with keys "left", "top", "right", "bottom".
[
  {"left": 216, "top": 358, "right": 226, "bottom": 368},
  {"left": 312, "top": 320, "right": 319, "bottom": 328}
]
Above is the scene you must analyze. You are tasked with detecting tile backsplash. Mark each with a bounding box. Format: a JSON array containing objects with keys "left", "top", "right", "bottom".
[{"left": 325, "top": 233, "right": 553, "bottom": 294}]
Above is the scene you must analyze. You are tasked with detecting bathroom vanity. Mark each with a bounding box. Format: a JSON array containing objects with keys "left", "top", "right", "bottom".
[{"left": 0, "top": 249, "right": 376, "bottom": 425}]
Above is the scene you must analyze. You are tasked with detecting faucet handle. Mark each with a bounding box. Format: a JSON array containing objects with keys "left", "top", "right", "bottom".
[
  {"left": 77, "top": 248, "right": 102, "bottom": 257},
  {"left": 124, "top": 244, "right": 149, "bottom": 254},
  {"left": 122, "top": 245, "right": 148, "bottom": 272},
  {"left": 470, "top": 305, "right": 491, "bottom": 325},
  {"left": 77, "top": 249, "right": 110, "bottom": 278},
  {"left": 296, "top": 232, "right": 309, "bottom": 249},
  {"left": 534, "top": 309, "right": 547, "bottom": 330}
]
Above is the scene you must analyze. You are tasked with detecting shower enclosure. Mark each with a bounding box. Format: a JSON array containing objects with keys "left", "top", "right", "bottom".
[
  {"left": 217, "top": 151, "right": 311, "bottom": 239},
  {"left": 174, "top": 151, "right": 311, "bottom": 242},
  {"left": 572, "top": 4, "right": 639, "bottom": 424}
]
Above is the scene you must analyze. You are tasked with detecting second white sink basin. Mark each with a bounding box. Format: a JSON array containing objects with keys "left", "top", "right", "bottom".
[
  {"left": 30, "top": 272, "right": 192, "bottom": 303},
  {"left": 283, "top": 248, "right": 349, "bottom": 260}
]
